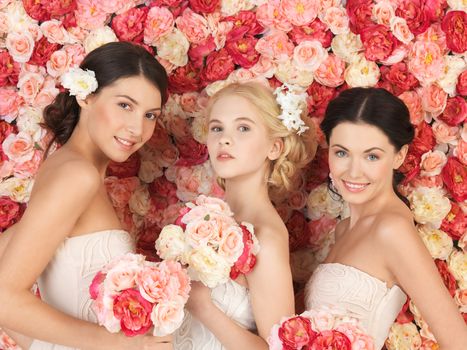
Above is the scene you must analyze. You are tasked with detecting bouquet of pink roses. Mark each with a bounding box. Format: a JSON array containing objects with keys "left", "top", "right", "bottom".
[
  {"left": 155, "top": 195, "right": 260, "bottom": 288},
  {"left": 89, "top": 252, "right": 190, "bottom": 337},
  {"left": 268, "top": 308, "right": 375, "bottom": 350}
]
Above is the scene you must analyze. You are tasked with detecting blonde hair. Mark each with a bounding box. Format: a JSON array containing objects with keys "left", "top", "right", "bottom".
[{"left": 205, "top": 81, "right": 317, "bottom": 195}]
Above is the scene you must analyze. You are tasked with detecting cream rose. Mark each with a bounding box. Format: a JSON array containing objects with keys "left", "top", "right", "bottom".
[
  {"left": 386, "top": 323, "right": 422, "bottom": 350},
  {"left": 306, "top": 183, "right": 345, "bottom": 220},
  {"left": 128, "top": 185, "right": 150, "bottom": 216},
  {"left": 408, "top": 187, "right": 451, "bottom": 228},
  {"left": 155, "top": 28, "right": 189, "bottom": 67},
  {"left": 417, "top": 225, "right": 453, "bottom": 260},
  {"left": 187, "top": 246, "right": 230, "bottom": 287},
  {"left": 345, "top": 55, "right": 380, "bottom": 88},
  {"left": 448, "top": 250, "right": 467, "bottom": 289},
  {"left": 151, "top": 297, "right": 185, "bottom": 336},
  {"left": 155, "top": 224, "right": 187, "bottom": 262},
  {"left": 331, "top": 31, "right": 363, "bottom": 63},
  {"left": 83, "top": 26, "right": 118, "bottom": 54}
]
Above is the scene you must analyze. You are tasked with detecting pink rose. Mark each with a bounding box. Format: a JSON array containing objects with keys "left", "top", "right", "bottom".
[
  {"left": 278, "top": 315, "right": 316, "bottom": 348},
  {"left": 22, "top": 0, "right": 50, "bottom": 22},
  {"left": 144, "top": 6, "right": 174, "bottom": 46},
  {"left": 457, "top": 70, "right": 467, "bottom": 97},
  {"left": 420, "top": 150, "right": 447, "bottom": 177},
  {"left": 104, "top": 176, "right": 140, "bottom": 208},
  {"left": 46, "top": 48, "right": 72, "bottom": 77},
  {"left": 105, "top": 266, "right": 139, "bottom": 294},
  {"left": 360, "top": 24, "right": 399, "bottom": 61},
  {"left": 441, "top": 10, "right": 467, "bottom": 54},
  {"left": 454, "top": 139, "right": 467, "bottom": 166},
  {"left": 279, "top": 0, "right": 318, "bottom": 26},
  {"left": 42, "top": 0, "right": 76, "bottom": 17},
  {"left": 111, "top": 6, "right": 148, "bottom": 43},
  {"left": 398, "top": 91, "right": 424, "bottom": 125},
  {"left": 381, "top": 62, "right": 419, "bottom": 96},
  {"left": 29, "top": 37, "right": 61, "bottom": 67},
  {"left": 218, "top": 225, "right": 244, "bottom": 263},
  {"left": 395, "top": 0, "right": 430, "bottom": 35},
  {"left": 424, "top": 0, "right": 447, "bottom": 22},
  {"left": 17, "top": 72, "right": 45, "bottom": 104},
  {"left": 107, "top": 152, "right": 141, "bottom": 178},
  {"left": 150, "top": 298, "right": 185, "bottom": 336},
  {"left": 408, "top": 41, "right": 444, "bottom": 85},
  {"left": 75, "top": 0, "right": 108, "bottom": 30},
  {"left": 89, "top": 271, "right": 106, "bottom": 300},
  {"left": 346, "top": 0, "right": 374, "bottom": 34},
  {"left": 0, "top": 50, "right": 20, "bottom": 87},
  {"left": 256, "top": 2, "right": 293, "bottom": 32},
  {"left": 432, "top": 121, "right": 459, "bottom": 145},
  {"left": 176, "top": 8, "right": 209, "bottom": 44},
  {"left": 230, "top": 224, "right": 258, "bottom": 279},
  {"left": 200, "top": 48, "right": 235, "bottom": 84},
  {"left": 314, "top": 54, "right": 345, "bottom": 88},
  {"left": 293, "top": 40, "right": 328, "bottom": 72},
  {"left": 5, "top": 31, "right": 35, "bottom": 63},
  {"left": 438, "top": 96, "right": 466, "bottom": 127},
  {"left": 13, "top": 149, "right": 43, "bottom": 179},
  {"left": 372, "top": 0, "right": 396, "bottom": 26},
  {"left": 136, "top": 264, "right": 170, "bottom": 303},
  {"left": 179, "top": 92, "right": 200, "bottom": 113},
  {"left": 255, "top": 31, "right": 294, "bottom": 63},
  {"left": 320, "top": 6, "right": 349, "bottom": 35},
  {"left": 417, "top": 23, "right": 447, "bottom": 53},
  {"left": 288, "top": 19, "right": 332, "bottom": 47},
  {"left": 419, "top": 84, "right": 447, "bottom": 117},
  {"left": 113, "top": 289, "right": 153, "bottom": 336},
  {"left": 1, "top": 132, "right": 34, "bottom": 163},
  {"left": 390, "top": 16, "right": 415, "bottom": 45},
  {"left": 311, "top": 330, "right": 351, "bottom": 350},
  {"left": 40, "top": 20, "right": 70, "bottom": 44},
  {"left": 95, "top": 0, "right": 128, "bottom": 14},
  {"left": 164, "top": 260, "right": 190, "bottom": 299},
  {"left": 34, "top": 78, "right": 59, "bottom": 108}
]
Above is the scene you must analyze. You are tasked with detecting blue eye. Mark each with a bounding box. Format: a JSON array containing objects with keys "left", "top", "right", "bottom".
[
  {"left": 335, "top": 150, "right": 346, "bottom": 158},
  {"left": 368, "top": 154, "right": 379, "bottom": 161}
]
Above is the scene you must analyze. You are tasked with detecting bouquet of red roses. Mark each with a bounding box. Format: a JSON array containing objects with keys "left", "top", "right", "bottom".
[
  {"left": 268, "top": 308, "right": 375, "bottom": 350},
  {"left": 89, "top": 252, "right": 190, "bottom": 337},
  {"left": 155, "top": 195, "right": 259, "bottom": 288}
]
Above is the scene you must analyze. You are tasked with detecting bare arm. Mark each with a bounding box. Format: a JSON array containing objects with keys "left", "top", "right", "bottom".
[
  {"left": 379, "top": 216, "right": 467, "bottom": 350},
  {"left": 0, "top": 161, "right": 170, "bottom": 350},
  {"left": 187, "top": 228, "right": 295, "bottom": 349}
]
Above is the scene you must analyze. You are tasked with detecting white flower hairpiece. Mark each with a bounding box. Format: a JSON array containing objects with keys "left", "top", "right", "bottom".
[
  {"left": 60, "top": 67, "right": 98, "bottom": 100},
  {"left": 273, "top": 83, "right": 309, "bottom": 135}
]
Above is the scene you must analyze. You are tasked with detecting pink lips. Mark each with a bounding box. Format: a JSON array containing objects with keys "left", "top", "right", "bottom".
[
  {"left": 342, "top": 180, "right": 369, "bottom": 193},
  {"left": 114, "top": 136, "right": 137, "bottom": 151},
  {"left": 216, "top": 151, "right": 234, "bottom": 161}
]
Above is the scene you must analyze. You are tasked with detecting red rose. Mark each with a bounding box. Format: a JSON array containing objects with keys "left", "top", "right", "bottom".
[
  {"left": 287, "top": 210, "right": 311, "bottom": 252},
  {"left": 441, "top": 201, "right": 466, "bottom": 241},
  {"left": 396, "top": 299, "right": 414, "bottom": 323},
  {"left": 307, "top": 82, "right": 338, "bottom": 118},
  {"left": 278, "top": 316, "right": 316, "bottom": 349},
  {"left": 29, "top": 37, "right": 61, "bottom": 67},
  {"left": 111, "top": 7, "right": 148, "bottom": 43},
  {"left": 136, "top": 225, "right": 162, "bottom": 262},
  {"left": 225, "top": 10, "right": 264, "bottom": 38},
  {"left": 200, "top": 48, "right": 235, "bottom": 84},
  {"left": 168, "top": 63, "right": 201, "bottom": 94},
  {"left": 42, "top": 0, "right": 76, "bottom": 17},
  {"left": 381, "top": 63, "right": 419, "bottom": 96},
  {"left": 0, "top": 121, "right": 17, "bottom": 144},
  {"left": 360, "top": 24, "right": 399, "bottom": 61},
  {"left": 399, "top": 151, "right": 421, "bottom": 185},
  {"left": 310, "top": 330, "right": 351, "bottom": 350},
  {"left": 346, "top": 0, "right": 374, "bottom": 34},
  {"left": 152, "top": 0, "right": 185, "bottom": 7},
  {"left": 225, "top": 35, "right": 260, "bottom": 69},
  {"left": 189, "top": 0, "right": 220, "bottom": 14},
  {"left": 230, "top": 224, "right": 257, "bottom": 279},
  {"left": 0, "top": 197, "right": 22, "bottom": 230},
  {"left": 441, "top": 10, "right": 467, "bottom": 54},
  {"left": 424, "top": 0, "right": 447, "bottom": 22},
  {"left": 435, "top": 259, "right": 457, "bottom": 297},
  {"left": 289, "top": 19, "right": 332, "bottom": 47},
  {"left": 438, "top": 96, "right": 466, "bottom": 127},
  {"left": 0, "top": 50, "right": 21, "bottom": 87},
  {"left": 441, "top": 157, "right": 467, "bottom": 202},
  {"left": 410, "top": 122, "right": 436, "bottom": 157},
  {"left": 305, "top": 148, "right": 329, "bottom": 192},
  {"left": 113, "top": 289, "right": 153, "bottom": 336},
  {"left": 148, "top": 176, "right": 178, "bottom": 205},
  {"left": 106, "top": 152, "right": 141, "bottom": 178},
  {"left": 175, "top": 137, "right": 209, "bottom": 166},
  {"left": 61, "top": 12, "right": 77, "bottom": 29},
  {"left": 457, "top": 70, "right": 467, "bottom": 97},
  {"left": 22, "top": 0, "right": 50, "bottom": 21},
  {"left": 188, "top": 36, "right": 217, "bottom": 69},
  {"left": 396, "top": 0, "right": 430, "bottom": 35},
  {"left": 89, "top": 271, "right": 106, "bottom": 300}
]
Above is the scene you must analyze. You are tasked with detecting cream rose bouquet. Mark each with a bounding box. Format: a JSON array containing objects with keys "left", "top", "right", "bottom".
[
  {"left": 155, "top": 195, "right": 260, "bottom": 288},
  {"left": 89, "top": 252, "right": 190, "bottom": 337}
]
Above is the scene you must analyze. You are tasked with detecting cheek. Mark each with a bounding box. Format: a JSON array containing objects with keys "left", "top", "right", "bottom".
[
  {"left": 367, "top": 161, "right": 393, "bottom": 182},
  {"left": 142, "top": 121, "right": 156, "bottom": 142},
  {"left": 328, "top": 157, "right": 346, "bottom": 176}
]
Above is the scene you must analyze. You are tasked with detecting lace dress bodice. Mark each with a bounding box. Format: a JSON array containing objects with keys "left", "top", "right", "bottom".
[
  {"left": 174, "top": 279, "right": 256, "bottom": 350},
  {"left": 29, "top": 230, "right": 135, "bottom": 350},
  {"left": 305, "top": 263, "right": 407, "bottom": 350}
]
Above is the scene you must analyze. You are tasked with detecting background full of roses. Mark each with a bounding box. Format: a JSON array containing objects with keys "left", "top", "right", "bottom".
[{"left": 0, "top": 0, "right": 465, "bottom": 349}]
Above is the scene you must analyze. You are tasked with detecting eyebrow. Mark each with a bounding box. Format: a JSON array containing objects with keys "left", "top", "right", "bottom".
[
  {"left": 115, "top": 95, "right": 162, "bottom": 111},
  {"left": 331, "top": 144, "right": 386, "bottom": 153},
  {"left": 208, "top": 117, "right": 256, "bottom": 125}
]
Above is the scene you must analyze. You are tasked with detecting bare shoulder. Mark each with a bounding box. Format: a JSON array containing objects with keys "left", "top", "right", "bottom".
[{"left": 372, "top": 210, "right": 418, "bottom": 249}]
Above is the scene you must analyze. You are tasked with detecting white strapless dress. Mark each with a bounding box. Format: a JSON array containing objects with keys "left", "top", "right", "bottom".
[
  {"left": 29, "top": 229, "right": 135, "bottom": 350},
  {"left": 174, "top": 279, "right": 256, "bottom": 350},
  {"left": 305, "top": 263, "right": 407, "bottom": 350}
]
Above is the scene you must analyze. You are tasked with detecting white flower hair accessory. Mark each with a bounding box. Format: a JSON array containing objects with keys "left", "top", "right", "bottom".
[
  {"left": 273, "top": 83, "right": 309, "bottom": 135},
  {"left": 60, "top": 67, "right": 98, "bottom": 100}
]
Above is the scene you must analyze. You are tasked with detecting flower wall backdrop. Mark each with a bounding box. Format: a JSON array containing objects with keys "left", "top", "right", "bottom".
[{"left": 0, "top": 0, "right": 465, "bottom": 349}]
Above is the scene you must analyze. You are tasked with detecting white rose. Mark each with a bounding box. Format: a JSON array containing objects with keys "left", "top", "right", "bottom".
[
  {"left": 437, "top": 55, "right": 466, "bottom": 96},
  {"left": 274, "top": 59, "right": 314, "bottom": 87},
  {"left": 83, "top": 26, "right": 117, "bottom": 54},
  {"left": 448, "top": 250, "right": 467, "bottom": 289},
  {"left": 344, "top": 54, "right": 380, "bottom": 87},
  {"left": 187, "top": 246, "right": 230, "bottom": 288},
  {"left": 155, "top": 225, "right": 187, "bottom": 262},
  {"left": 221, "top": 0, "right": 254, "bottom": 16},
  {"left": 408, "top": 187, "right": 451, "bottom": 228},
  {"left": 417, "top": 225, "right": 453, "bottom": 260},
  {"left": 331, "top": 31, "right": 363, "bottom": 63},
  {"left": 16, "top": 107, "right": 45, "bottom": 142},
  {"left": 0, "top": 177, "right": 34, "bottom": 203},
  {"left": 151, "top": 297, "right": 186, "bottom": 336},
  {"left": 60, "top": 68, "right": 98, "bottom": 100},
  {"left": 447, "top": 0, "right": 467, "bottom": 10},
  {"left": 156, "top": 28, "right": 189, "bottom": 67},
  {"left": 386, "top": 323, "right": 422, "bottom": 350}
]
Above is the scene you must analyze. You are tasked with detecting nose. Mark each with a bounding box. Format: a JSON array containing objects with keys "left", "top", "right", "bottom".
[
  {"left": 125, "top": 114, "right": 144, "bottom": 140},
  {"left": 219, "top": 133, "right": 232, "bottom": 146},
  {"left": 348, "top": 157, "right": 362, "bottom": 178}
]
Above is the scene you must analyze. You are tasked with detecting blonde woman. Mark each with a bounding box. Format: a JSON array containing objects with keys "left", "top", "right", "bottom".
[{"left": 174, "top": 82, "right": 317, "bottom": 350}]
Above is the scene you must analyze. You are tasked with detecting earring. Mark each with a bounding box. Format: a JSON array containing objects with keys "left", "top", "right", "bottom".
[{"left": 328, "top": 174, "right": 339, "bottom": 194}]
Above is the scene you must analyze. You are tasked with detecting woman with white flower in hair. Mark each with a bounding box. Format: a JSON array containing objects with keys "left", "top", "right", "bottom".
[
  {"left": 173, "top": 81, "right": 317, "bottom": 350},
  {"left": 304, "top": 87, "right": 467, "bottom": 350},
  {"left": 0, "top": 42, "right": 172, "bottom": 349}
]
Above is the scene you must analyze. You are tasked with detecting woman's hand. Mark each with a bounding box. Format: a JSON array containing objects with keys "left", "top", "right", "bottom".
[
  {"left": 118, "top": 333, "right": 173, "bottom": 350},
  {"left": 185, "top": 281, "right": 213, "bottom": 318}
]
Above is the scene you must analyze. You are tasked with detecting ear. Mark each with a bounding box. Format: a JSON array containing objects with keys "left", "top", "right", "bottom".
[
  {"left": 75, "top": 94, "right": 94, "bottom": 109},
  {"left": 394, "top": 144, "right": 409, "bottom": 169},
  {"left": 268, "top": 138, "right": 284, "bottom": 161}
]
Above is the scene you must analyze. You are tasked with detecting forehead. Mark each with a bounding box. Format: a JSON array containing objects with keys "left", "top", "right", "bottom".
[
  {"left": 100, "top": 76, "right": 162, "bottom": 106},
  {"left": 330, "top": 122, "right": 392, "bottom": 149},
  {"left": 209, "top": 94, "right": 261, "bottom": 122}
]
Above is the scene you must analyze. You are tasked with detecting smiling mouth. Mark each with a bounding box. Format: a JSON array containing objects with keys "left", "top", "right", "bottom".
[
  {"left": 115, "top": 136, "right": 135, "bottom": 149},
  {"left": 342, "top": 180, "right": 370, "bottom": 192}
]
